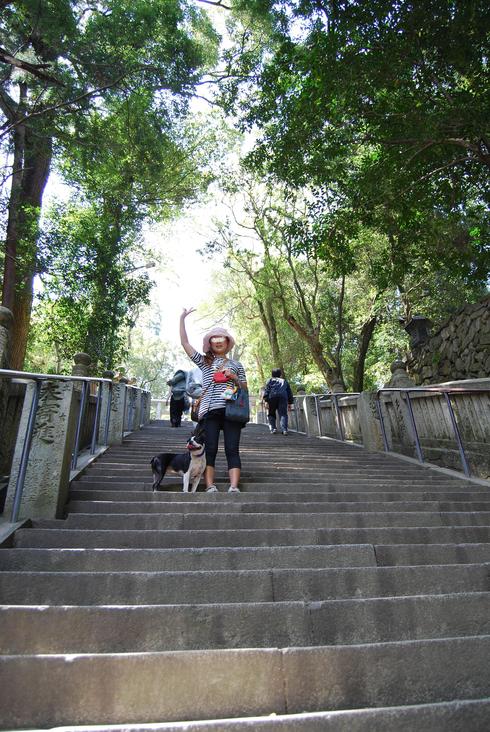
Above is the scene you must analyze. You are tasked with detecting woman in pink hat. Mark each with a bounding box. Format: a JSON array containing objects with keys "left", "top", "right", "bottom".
[{"left": 180, "top": 307, "right": 248, "bottom": 493}]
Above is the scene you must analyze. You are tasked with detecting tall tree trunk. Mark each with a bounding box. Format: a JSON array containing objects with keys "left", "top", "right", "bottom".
[
  {"left": 2, "top": 83, "right": 27, "bottom": 314},
  {"left": 333, "top": 275, "right": 346, "bottom": 390},
  {"left": 257, "top": 296, "right": 284, "bottom": 374},
  {"left": 352, "top": 315, "right": 378, "bottom": 392},
  {"left": 9, "top": 132, "right": 52, "bottom": 369},
  {"left": 285, "top": 313, "right": 337, "bottom": 387}
]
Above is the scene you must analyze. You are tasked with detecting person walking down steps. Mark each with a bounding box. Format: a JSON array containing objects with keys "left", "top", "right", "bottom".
[
  {"left": 180, "top": 308, "right": 248, "bottom": 493},
  {"left": 166, "top": 369, "right": 190, "bottom": 428},
  {"left": 263, "top": 368, "right": 294, "bottom": 435}
]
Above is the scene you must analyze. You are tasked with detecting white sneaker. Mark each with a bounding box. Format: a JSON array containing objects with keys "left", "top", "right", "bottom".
[
  {"left": 270, "top": 429, "right": 277, "bottom": 434},
  {"left": 205, "top": 485, "right": 218, "bottom": 493},
  {"left": 282, "top": 430, "right": 288, "bottom": 435},
  {"left": 228, "top": 486, "right": 240, "bottom": 493}
]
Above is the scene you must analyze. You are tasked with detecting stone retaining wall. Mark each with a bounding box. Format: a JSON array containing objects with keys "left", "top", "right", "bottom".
[{"left": 407, "top": 297, "right": 490, "bottom": 384}]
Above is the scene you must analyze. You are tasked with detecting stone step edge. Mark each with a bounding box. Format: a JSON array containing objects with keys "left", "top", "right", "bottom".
[
  {"left": 33, "top": 698, "right": 490, "bottom": 731},
  {"left": 2, "top": 562, "right": 489, "bottom": 577},
  {"left": 2, "top": 590, "right": 488, "bottom": 611}
]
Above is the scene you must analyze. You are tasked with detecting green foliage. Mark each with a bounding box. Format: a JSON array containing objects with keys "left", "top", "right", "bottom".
[{"left": 28, "top": 198, "right": 153, "bottom": 370}]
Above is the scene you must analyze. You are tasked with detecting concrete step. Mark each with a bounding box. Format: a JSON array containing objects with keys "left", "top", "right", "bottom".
[
  {"left": 1, "top": 636, "right": 489, "bottom": 729},
  {"left": 77, "top": 468, "right": 464, "bottom": 481},
  {"left": 0, "top": 545, "right": 377, "bottom": 572},
  {"left": 1, "top": 543, "right": 490, "bottom": 572},
  {"left": 0, "top": 564, "right": 488, "bottom": 604},
  {"left": 29, "top": 699, "right": 490, "bottom": 731},
  {"left": 72, "top": 479, "right": 476, "bottom": 492},
  {"left": 68, "top": 489, "right": 490, "bottom": 503},
  {"left": 65, "top": 499, "right": 490, "bottom": 515},
  {"left": 13, "top": 525, "right": 490, "bottom": 548},
  {"left": 1, "top": 593, "right": 489, "bottom": 654},
  {"left": 86, "top": 464, "right": 454, "bottom": 479},
  {"left": 56, "top": 511, "right": 490, "bottom": 531}
]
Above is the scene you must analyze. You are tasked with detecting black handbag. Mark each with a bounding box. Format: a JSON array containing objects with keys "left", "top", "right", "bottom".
[{"left": 225, "top": 387, "right": 250, "bottom": 425}]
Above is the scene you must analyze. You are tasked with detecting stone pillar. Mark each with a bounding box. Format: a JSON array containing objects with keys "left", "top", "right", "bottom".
[
  {"left": 143, "top": 391, "right": 152, "bottom": 425},
  {"left": 132, "top": 388, "right": 142, "bottom": 431},
  {"left": 71, "top": 352, "right": 91, "bottom": 377},
  {"left": 358, "top": 391, "right": 387, "bottom": 452},
  {"left": 303, "top": 395, "right": 320, "bottom": 436},
  {"left": 98, "top": 371, "right": 114, "bottom": 445},
  {"left": 5, "top": 379, "right": 78, "bottom": 520},
  {"left": 387, "top": 359, "right": 416, "bottom": 388},
  {"left": 0, "top": 307, "right": 13, "bottom": 473},
  {"left": 104, "top": 382, "right": 127, "bottom": 445}
]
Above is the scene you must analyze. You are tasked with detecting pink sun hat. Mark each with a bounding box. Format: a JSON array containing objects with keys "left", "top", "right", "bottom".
[{"left": 203, "top": 326, "right": 236, "bottom": 354}]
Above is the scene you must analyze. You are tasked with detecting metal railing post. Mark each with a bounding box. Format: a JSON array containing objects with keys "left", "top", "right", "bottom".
[
  {"left": 443, "top": 392, "right": 471, "bottom": 477},
  {"left": 90, "top": 380, "right": 103, "bottom": 455},
  {"left": 314, "top": 395, "right": 322, "bottom": 436},
  {"left": 103, "top": 381, "right": 112, "bottom": 445},
  {"left": 375, "top": 395, "right": 390, "bottom": 452},
  {"left": 404, "top": 391, "right": 424, "bottom": 463},
  {"left": 10, "top": 380, "right": 42, "bottom": 522},
  {"left": 331, "top": 395, "right": 344, "bottom": 441},
  {"left": 294, "top": 400, "right": 299, "bottom": 431},
  {"left": 71, "top": 381, "right": 89, "bottom": 470}
]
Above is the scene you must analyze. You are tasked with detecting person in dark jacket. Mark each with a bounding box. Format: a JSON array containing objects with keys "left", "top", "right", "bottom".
[
  {"left": 263, "top": 368, "right": 294, "bottom": 435},
  {"left": 166, "top": 369, "right": 189, "bottom": 427}
]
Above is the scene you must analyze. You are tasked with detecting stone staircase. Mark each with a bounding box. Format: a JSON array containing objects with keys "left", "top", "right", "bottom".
[{"left": 0, "top": 420, "right": 489, "bottom": 730}]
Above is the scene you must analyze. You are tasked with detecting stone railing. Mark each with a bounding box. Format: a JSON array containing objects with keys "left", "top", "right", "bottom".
[
  {"left": 260, "top": 379, "right": 490, "bottom": 481},
  {"left": 0, "top": 368, "right": 151, "bottom": 523}
]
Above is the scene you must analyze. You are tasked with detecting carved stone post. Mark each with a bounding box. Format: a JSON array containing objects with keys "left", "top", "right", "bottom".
[
  {"left": 358, "top": 391, "right": 387, "bottom": 452},
  {"left": 98, "top": 371, "right": 114, "bottom": 445},
  {"left": 303, "top": 395, "right": 320, "bottom": 436},
  {"left": 387, "top": 359, "right": 416, "bottom": 388},
  {"left": 104, "top": 381, "right": 127, "bottom": 445},
  {"left": 72, "top": 352, "right": 91, "bottom": 377},
  {"left": 5, "top": 379, "right": 78, "bottom": 520},
  {"left": 142, "top": 391, "right": 151, "bottom": 425},
  {"left": 132, "top": 388, "right": 142, "bottom": 431}
]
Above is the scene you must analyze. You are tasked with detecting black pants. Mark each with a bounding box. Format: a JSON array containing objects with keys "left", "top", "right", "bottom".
[
  {"left": 268, "top": 396, "right": 289, "bottom": 431},
  {"left": 170, "top": 397, "right": 185, "bottom": 427},
  {"left": 204, "top": 408, "right": 242, "bottom": 469}
]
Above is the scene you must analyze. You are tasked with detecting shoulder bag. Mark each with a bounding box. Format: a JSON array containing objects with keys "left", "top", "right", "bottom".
[{"left": 225, "top": 387, "right": 250, "bottom": 425}]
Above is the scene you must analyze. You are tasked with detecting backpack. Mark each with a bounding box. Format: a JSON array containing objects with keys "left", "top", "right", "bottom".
[
  {"left": 170, "top": 370, "right": 187, "bottom": 399},
  {"left": 264, "top": 378, "right": 286, "bottom": 401}
]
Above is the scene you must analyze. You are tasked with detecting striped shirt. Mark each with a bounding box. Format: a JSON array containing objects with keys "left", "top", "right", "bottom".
[{"left": 190, "top": 351, "right": 247, "bottom": 420}]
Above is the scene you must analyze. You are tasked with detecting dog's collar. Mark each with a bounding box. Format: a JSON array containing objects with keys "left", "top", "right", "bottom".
[{"left": 191, "top": 446, "right": 205, "bottom": 457}]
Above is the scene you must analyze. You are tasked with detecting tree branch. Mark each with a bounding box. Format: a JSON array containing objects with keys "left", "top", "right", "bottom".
[
  {"left": 0, "top": 47, "right": 62, "bottom": 85},
  {"left": 0, "top": 75, "right": 126, "bottom": 137},
  {"left": 197, "top": 0, "right": 232, "bottom": 9}
]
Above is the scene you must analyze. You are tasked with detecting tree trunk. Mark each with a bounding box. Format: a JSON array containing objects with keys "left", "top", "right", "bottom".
[
  {"left": 1, "top": 83, "right": 27, "bottom": 313},
  {"left": 257, "top": 297, "right": 284, "bottom": 374},
  {"left": 285, "top": 313, "right": 337, "bottom": 387},
  {"left": 9, "top": 132, "right": 52, "bottom": 369},
  {"left": 352, "top": 315, "right": 378, "bottom": 392}
]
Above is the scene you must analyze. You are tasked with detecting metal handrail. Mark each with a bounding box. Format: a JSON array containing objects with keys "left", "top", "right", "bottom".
[
  {"left": 376, "top": 385, "right": 490, "bottom": 478},
  {"left": 0, "top": 369, "right": 113, "bottom": 384}
]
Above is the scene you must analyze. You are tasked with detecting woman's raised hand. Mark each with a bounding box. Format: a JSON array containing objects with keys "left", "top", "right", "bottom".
[{"left": 181, "top": 307, "right": 196, "bottom": 319}]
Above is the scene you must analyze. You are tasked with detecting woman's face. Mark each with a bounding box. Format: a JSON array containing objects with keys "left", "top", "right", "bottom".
[{"left": 210, "top": 336, "right": 229, "bottom": 356}]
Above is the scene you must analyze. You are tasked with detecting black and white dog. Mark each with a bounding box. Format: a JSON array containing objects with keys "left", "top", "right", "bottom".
[{"left": 150, "top": 423, "right": 206, "bottom": 493}]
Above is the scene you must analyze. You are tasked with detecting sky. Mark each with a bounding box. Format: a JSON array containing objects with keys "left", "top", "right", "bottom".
[{"left": 144, "top": 203, "right": 222, "bottom": 364}]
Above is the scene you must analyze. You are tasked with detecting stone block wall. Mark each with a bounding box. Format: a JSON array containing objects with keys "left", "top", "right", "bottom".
[{"left": 407, "top": 296, "right": 490, "bottom": 384}]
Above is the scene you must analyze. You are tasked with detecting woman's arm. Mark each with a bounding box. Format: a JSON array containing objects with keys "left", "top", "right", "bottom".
[
  {"left": 225, "top": 362, "right": 248, "bottom": 391},
  {"left": 180, "top": 308, "right": 197, "bottom": 358}
]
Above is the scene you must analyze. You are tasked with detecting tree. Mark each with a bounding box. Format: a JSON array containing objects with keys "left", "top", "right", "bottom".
[{"left": 0, "top": 0, "right": 218, "bottom": 367}]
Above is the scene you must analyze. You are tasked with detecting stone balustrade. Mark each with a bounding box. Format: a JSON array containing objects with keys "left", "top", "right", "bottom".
[
  {"left": 289, "top": 378, "right": 490, "bottom": 481},
  {"left": 0, "top": 356, "right": 151, "bottom": 522}
]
